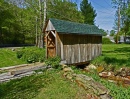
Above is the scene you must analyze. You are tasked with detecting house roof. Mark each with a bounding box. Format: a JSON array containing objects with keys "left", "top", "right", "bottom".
[{"left": 48, "top": 18, "right": 102, "bottom": 35}]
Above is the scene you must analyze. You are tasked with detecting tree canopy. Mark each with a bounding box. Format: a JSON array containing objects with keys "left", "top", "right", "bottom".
[
  {"left": 0, "top": 0, "right": 98, "bottom": 46},
  {"left": 80, "top": 0, "right": 97, "bottom": 25}
]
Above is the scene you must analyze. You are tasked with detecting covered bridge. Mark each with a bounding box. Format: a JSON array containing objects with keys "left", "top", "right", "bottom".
[{"left": 44, "top": 18, "right": 102, "bottom": 65}]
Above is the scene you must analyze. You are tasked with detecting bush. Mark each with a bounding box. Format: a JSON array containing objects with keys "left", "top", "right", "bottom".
[
  {"left": 102, "top": 38, "right": 113, "bottom": 44},
  {"left": 45, "top": 56, "right": 61, "bottom": 69},
  {"left": 16, "top": 50, "right": 24, "bottom": 59},
  {"left": 16, "top": 47, "right": 45, "bottom": 63}
]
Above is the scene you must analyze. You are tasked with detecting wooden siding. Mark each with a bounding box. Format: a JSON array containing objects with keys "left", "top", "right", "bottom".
[
  {"left": 58, "top": 34, "right": 102, "bottom": 64},
  {"left": 45, "top": 20, "right": 55, "bottom": 31}
]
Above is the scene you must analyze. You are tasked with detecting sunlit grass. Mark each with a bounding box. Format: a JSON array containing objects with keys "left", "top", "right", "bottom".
[
  {"left": 0, "top": 48, "right": 26, "bottom": 68},
  {"left": 0, "top": 70, "right": 79, "bottom": 99},
  {"left": 92, "top": 44, "right": 130, "bottom": 68}
]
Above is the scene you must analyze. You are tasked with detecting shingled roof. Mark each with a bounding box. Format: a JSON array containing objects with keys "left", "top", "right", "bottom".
[{"left": 48, "top": 18, "right": 102, "bottom": 35}]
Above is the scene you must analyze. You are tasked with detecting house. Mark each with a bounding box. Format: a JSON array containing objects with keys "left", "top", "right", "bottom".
[{"left": 44, "top": 18, "right": 102, "bottom": 65}]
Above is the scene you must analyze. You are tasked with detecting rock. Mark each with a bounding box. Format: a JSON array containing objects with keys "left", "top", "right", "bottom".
[
  {"left": 97, "top": 66, "right": 104, "bottom": 73},
  {"left": 63, "top": 67, "right": 73, "bottom": 72},
  {"left": 90, "top": 80, "right": 109, "bottom": 95},
  {"left": 115, "top": 67, "right": 130, "bottom": 77},
  {"left": 86, "top": 64, "right": 97, "bottom": 70},
  {"left": 66, "top": 73, "right": 73, "bottom": 80},
  {"left": 62, "top": 65, "right": 68, "bottom": 69},
  {"left": 120, "top": 70, "right": 127, "bottom": 77},
  {"left": 126, "top": 76, "right": 130, "bottom": 79},
  {"left": 75, "top": 74, "right": 109, "bottom": 96},
  {"left": 99, "top": 72, "right": 114, "bottom": 78},
  {"left": 12, "top": 48, "right": 15, "bottom": 51},
  {"left": 62, "top": 66, "right": 112, "bottom": 99},
  {"left": 100, "top": 94, "right": 113, "bottom": 99}
]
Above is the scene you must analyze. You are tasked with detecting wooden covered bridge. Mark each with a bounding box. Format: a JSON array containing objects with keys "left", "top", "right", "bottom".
[{"left": 44, "top": 18, "right": 102, "bottom": 65}]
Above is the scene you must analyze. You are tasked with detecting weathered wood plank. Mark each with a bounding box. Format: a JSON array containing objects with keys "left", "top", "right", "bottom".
[{"left": 57, "top": 34, "right": 102, "bottom": 64}]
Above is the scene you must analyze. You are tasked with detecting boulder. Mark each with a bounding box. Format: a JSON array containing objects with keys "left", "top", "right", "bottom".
[{"left": 75, "top": 74, "right": 110, "bottom": 96}]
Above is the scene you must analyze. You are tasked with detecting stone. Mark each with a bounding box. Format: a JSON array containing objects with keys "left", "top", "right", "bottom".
[
  {"left": 120, "top": 70, "right": 127, "bottom": 77},
  {"left": 66, "top": 73, "right": 73, "bottom": 80},
  {"left": 97, "top": 66, "right": 104, "bottom": 73},
  {"left": 100, "top": 94, "right": 113, "bottom": 99},
  {"left": 75, "top": 74, "right": 109, "bottom": 96},
  {"left": 86, "top": 64, "right": 97, "bottom": 70},
  {"left": 62, "top": 65, "right": 68, "bottom": 69},
  {"left": 63, "top": 67, "right": 73, "bottom": 72},
  {"left": 99, "top": 72, "right": 114, "bottom": 78}
]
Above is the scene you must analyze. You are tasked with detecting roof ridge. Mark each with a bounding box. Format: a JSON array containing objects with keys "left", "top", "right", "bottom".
[{"left": 49, "top": 18, "right": 96, "bottom": 27}]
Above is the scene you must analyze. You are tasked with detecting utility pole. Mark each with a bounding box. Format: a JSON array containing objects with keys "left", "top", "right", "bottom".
[{"left": 116, "top": 5, "right": 121, "bottom": 44}]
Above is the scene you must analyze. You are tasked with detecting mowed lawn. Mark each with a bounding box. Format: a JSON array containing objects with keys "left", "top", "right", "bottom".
[
  {"left": 0, "top": 48, "right": 26, "bottom": 68},
  {"left": 92, "top": 44, "right": 130, "bottom": 68}
]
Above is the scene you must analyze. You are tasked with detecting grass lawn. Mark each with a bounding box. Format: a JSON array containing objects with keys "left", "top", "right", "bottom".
[
  {"left": 92, "top": 44, "right": 130, "bottom": 68},
  {"left": 0, "top": 47, "right": 45, "bottom": 68},
  {"left": 0, "top": 69, "right": 80, "bottom": 99},
  {"left": 0, "top": 48, "right": 26, "bottom": 68},
  {"left": 1, "top": 44, "right": 130, "bottom": 99}
]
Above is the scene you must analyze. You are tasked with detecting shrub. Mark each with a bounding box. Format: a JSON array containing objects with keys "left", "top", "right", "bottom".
[
  {"left": 16, "top": 50, "right": 24, "bottom": 59},
  {"left": 45, "top": 56, "right": 61, "bottom": 69},
  {"left": 102, "top": 38, "right": 113, "bottom": 44},
  {"left": 16, "top": 47, "right": 45, "bottom": 63}
]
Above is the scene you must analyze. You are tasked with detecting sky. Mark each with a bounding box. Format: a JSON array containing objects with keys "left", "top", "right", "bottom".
[{"left": 73, "top": 0, "right": 117, "bottom": 31}]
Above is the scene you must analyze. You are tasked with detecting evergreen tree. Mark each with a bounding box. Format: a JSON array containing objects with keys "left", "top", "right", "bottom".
[{"left": 80, "top": 0, "right": 96, "bottom": 25}]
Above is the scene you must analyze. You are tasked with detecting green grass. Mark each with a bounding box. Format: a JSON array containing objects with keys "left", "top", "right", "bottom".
[
  {"left": 0, "top": 48, "right": 26, "bottom": 68},
  {"left": 1, "top": 44, "right": 130, "bottom": 99},
  {"left": 92, "top": 44, "right": 130, "bottom": 68},
  {"left": 0, "top": 69, "right": 79, "bottom": 99},
  {"left": 0, "top": 47, "right": 45, "bottom": 68}
]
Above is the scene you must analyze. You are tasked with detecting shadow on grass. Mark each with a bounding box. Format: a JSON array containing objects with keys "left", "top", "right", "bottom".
[
  {"left": 103, "top": 57, "right": 128, "bottom": 66},
  {"left": 115, "top": 47, "right": 130, "bottom": 53}
]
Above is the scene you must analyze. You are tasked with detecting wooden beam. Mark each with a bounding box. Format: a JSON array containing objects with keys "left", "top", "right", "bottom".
[
  {"left": 51, "top": 31, "right": 56, "bottom": 37},
  {"left": 61, "top": 34, "right": 64, "bottom": 60},
  {"left": 45, "top": 31, "right": 50, "bottom": 38}
]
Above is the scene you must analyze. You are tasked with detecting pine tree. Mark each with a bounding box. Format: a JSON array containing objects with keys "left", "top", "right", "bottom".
[{"left": 80, "top": 0, "right": 96, "bottom": 25}]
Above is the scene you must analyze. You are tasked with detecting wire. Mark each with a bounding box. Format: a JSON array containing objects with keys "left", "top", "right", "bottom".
[
  {"left": 97, "top": 10, "right": 115, "bottom": 15},
  {"left": 104, "top": 0, "right": 112, "bottom": 8},
  {"left": 90, "top": 0, "right": 115, "bottom": 13}
]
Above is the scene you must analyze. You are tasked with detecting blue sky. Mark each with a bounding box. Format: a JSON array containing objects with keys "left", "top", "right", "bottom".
[{"left": 73, "top": 0, "right": 117, "bottom": 31}]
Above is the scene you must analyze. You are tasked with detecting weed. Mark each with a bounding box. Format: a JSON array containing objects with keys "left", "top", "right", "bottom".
[{"left": 45, "top": 56, "right": 61, "bottom": 69}]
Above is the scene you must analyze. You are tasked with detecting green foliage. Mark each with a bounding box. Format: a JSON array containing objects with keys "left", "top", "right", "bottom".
[
  {"left": 80, "top": 0, "right": 97, "bottom": 25},
  {"left": 110, "top": 30, "right": 116, "bottom": 36},
  {"left": 0, "top": 0, "right": 35, "bottom": 45},
  {"left": 102, "top": 38, "right": 113, "bottom": 44},
  {"left": 47, "top": 0, "right": 84, "bottom": 23},
  {"left": 16, "top": 47, "right": 45, "bottom": 63},
  {"left": 100, "top": 29, "right": 107, "bottom": 36},
  {"left": 45, "top": 56, "right": 61, "bottom": 69},
  {"left": 114, "top": 34, "right": 120, "bottom": 42}
]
